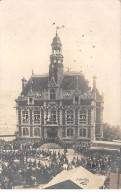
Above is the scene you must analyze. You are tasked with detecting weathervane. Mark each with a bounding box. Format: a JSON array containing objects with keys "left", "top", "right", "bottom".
[{"left": 52, "top": 23, "right": 65, "bottom": 34}]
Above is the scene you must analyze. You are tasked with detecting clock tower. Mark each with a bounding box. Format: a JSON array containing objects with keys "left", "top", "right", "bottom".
[{"left": 49, "top": 31, "right": 64, "bottom": 87}]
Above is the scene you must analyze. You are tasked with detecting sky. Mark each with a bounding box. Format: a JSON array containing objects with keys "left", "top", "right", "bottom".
[{"left": 0, "top": 0, "right": 121, "bottom": 135}]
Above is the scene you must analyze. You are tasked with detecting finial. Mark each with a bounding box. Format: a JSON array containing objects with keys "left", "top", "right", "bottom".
[
  {"left": 56, "top": 28, "right": 57, "bottom": 36},
  {"left": 93, "top": 74, "right": 97, "bottom": 80}
]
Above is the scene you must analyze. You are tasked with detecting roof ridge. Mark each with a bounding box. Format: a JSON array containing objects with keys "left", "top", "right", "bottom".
[
  {"left": 64, "top": 71, "right": 82, "bottom": 75},
  {"left": 31, "top": 74, "right": 48, "bottom": 78}
]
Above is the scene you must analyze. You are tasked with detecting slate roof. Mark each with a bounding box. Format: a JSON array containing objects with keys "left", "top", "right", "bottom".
[
  {"left": 21, "top": 76, "right": 48, "bottom": 96},
  {"left": 60, "top": 74, "right": 89, "bottom": 93},
  {"left": 20, "top": 72, "right": 102, "bottom": 102}
]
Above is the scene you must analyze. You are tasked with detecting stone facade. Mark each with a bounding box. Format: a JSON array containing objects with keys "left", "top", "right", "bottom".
[{"left": 15, "top": 32, "right": 104, "bottom": 142}]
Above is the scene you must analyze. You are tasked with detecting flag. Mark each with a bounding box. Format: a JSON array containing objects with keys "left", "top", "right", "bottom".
[
  {"left": 56, "top": 26, "right": 60, "bottom": 29},
  {"left": 56, "top": 25, "right": 65, "bottom": 30}
]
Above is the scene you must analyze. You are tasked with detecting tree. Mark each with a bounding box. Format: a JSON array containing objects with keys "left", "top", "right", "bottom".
[{"left": 103, "top": 122, "right": 121, "bottom": 141}]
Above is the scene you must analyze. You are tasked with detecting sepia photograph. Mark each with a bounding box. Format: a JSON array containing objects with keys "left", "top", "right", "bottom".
[{"left": 0, "top": 0, "right": 121, "bottom": 190}]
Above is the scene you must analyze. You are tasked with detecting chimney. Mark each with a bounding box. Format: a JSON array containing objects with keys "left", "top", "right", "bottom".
[
  {"left": 21, "top": 77, "right": 27, "bottom": 91},
  {"left": 93, "top": 75, "right": 97, "bottom": 89}
]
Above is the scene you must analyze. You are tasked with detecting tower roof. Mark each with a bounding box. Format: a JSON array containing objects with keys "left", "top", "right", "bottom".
[
  {"left": 53, "top": 32, "right": 61, "bottom": 44},
  {"left": 52, "top": 31, "right": 62, "bottom": 48}
]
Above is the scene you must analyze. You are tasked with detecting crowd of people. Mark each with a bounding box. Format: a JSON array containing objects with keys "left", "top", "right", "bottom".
[
  {"left": 0, "top": 138, "right": 121, "bottom": 189},
  {"left": 0, "top": 137, "right": 73, "bottom": 151},
  {"left": 0, "top": 145, "right": 73, "bottom": 188}
]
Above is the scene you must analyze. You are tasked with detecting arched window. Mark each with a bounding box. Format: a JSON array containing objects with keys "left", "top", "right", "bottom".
[
  {"left": 23, "top": 128, "right": 29, "bottom": 136},
  {"left": 80, "top": 128, "right": 86, "bottom": 137},
  {"left": 50, "top": 89, "right": 56, "bottom": 100},
  {"left": 34, "top": 128, "right": 40, "bottom": 136},
  {"left": 75, "top": 96, "right": 79, "bottom": 104},
  {"left": 67, "top": 128, "right": 74, "bottom": 137},
  {"left": 67, "top": 110, "right": 74, "bottom": 124}
]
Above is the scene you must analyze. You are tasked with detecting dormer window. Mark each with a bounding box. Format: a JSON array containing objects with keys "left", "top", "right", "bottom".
[
  {"left": 28, "top": 97, "right": 34, "bottom": 105},
  {"left": 29, "top": 98, "right": 32, "bottom": 103},
  {"left": 75, "top": 96, "right": 79, "bottom": 104},
  {"left": 50, "top": 89, "right": 56, "bottom": 100}
]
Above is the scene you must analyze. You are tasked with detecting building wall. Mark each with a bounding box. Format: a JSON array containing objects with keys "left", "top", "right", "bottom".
[
  {"left": 95, "top": 102, "right": 104, "bottom": 138},
  {"left": 16, "top": 101, "right": 98, "bottom": 142}
]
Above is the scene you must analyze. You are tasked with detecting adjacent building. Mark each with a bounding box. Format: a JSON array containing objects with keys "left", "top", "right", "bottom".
[{"left": 15, "top": 32, "right": 104, "bottom": 142}]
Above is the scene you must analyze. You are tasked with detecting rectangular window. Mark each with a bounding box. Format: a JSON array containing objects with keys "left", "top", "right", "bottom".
[
  {"left": 79, "top": 110, "right": 87, "bottom": 124},
  {"left": 50, "top": 110, "right": 56, "bottom": 123},
  {"left": 22, "top": 111, "right": 29, "bottom": 124},
  {"left": 23, "top": 128, "right": 29, "bottom": 136},
  {"left": 34, "top": 111, "right": 40, "bottom": 124},
  {"left": 67, "top": 110, "right": 74, "bottom": 124}
]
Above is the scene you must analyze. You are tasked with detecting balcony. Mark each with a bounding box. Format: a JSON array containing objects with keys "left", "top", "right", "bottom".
[{"left": 46, "top": 121, "right": 58, "bottom": 125}]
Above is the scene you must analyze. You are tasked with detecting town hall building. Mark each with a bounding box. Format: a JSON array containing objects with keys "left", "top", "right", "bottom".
[{"left": 15, "top": 32, "right": 104, "bottom": 142}]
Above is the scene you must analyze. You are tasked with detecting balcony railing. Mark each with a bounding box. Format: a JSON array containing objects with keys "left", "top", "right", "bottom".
[{"left": 46, "top": 121, "right": 57, "bottom": 125}]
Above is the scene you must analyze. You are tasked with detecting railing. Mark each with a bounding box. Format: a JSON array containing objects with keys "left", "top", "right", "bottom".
[{"left": 46, "top": 121, "right": 57, "bottom": 125}]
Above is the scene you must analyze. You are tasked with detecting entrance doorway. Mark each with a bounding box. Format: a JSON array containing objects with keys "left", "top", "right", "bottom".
[{"left": 47, "top": 128, "right": 57, "bottom": 138}]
